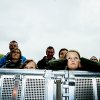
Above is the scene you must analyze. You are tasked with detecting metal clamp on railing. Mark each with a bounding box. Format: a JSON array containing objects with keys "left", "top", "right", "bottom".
[
  {"left": 43, "top": 70, "right": 53, "bottom": 79},
  {"left": 53, "top": 71, "right": 68, "bottom": 100},
  {"left": 61, "top": 71, "right": 75, "bottom": 100},
  {"left": 53, "top": 72, "right": 65, "bottom": 100}
]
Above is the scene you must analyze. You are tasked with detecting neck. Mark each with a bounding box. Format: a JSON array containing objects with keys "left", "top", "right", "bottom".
[{"left": 12, "top": 59, "right": 19, "bottom": 63}]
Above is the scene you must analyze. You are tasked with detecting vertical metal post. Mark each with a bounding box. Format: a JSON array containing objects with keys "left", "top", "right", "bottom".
[
  {"left": 11, "top": 80, "right": 19, "bottom": 100},
  {"left": 92, "top": 78, "right": 98, "bottom": 100},
  {"left": 68, "top": 71, "right": 75, "bottom": 100},
  {"left": 68, "top": 79, "right": 75, "bottom": 100},
  {"left": 11, "top": 75, "right": 21, "bottom": 100},
  {"left": 56, "top": 79, "right": 62, "bottom": 100}
]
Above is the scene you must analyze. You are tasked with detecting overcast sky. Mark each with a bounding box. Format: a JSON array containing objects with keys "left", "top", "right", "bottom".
[{"left": 0, "top": 0, "right": 100, "bottom": 62}]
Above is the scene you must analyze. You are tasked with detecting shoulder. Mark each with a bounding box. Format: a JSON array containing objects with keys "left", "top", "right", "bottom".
[
  {"left": 48, "top": 59, "right": 67, "bottom": 70},
  {"left": 21, "top": 56, "right": 26, "bottom": 63},
  {"left": 38, "top": 56, "right": 46, "bottom": 62},
  {"left": 80, "top": 57, "right": 100, "bottom": 71}
]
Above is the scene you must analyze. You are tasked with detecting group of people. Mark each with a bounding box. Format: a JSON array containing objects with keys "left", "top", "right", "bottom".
[
  {"left": 0, "top": 40, "right": 100, "bottom": 71},
  {"left": 0, "top": 40, "right": 37, "bottom": 69}
]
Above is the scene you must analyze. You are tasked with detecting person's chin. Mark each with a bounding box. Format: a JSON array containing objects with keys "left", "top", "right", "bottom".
[{"left": 69, "top": 66, "right": 78, "bottom": 70}]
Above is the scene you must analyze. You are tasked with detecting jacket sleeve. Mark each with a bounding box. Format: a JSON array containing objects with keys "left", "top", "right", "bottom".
[
  {"left": 21, "top": 56, "right": 26, "bottom": 63},
  {"left": 80, "top": 57, "right": 100, "bottom": 72},
  {"left": 0, "top": 56, "right": 7, "bottom": 68},
  {"left": 48, "top": 59, "right": 67, "bottom": 70}
]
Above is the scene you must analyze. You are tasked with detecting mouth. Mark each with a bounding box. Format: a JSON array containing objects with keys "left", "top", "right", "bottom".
[
  {"left": 71, "top": 63, "right": 76, "bottom": 65},
  {"left": 72, "top": 63, "right": 75, "bottom": 65}
]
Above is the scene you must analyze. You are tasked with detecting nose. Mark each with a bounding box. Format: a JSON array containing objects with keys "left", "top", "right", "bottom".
[{"left": 71, "top": 58, "right": 75, "bottom": 61}]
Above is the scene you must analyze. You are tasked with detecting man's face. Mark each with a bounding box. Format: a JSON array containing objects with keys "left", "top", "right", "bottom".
[
  {"left": 59, "top": 50, "right": 68, "bottom": 59},
  {"left": 9, "top": 42, "right": 18, "bottom": 51},
  {"left": 46, "top": 49, "right": 55, "bottom": 59},
  {"left": 90, "top": 56, "right": 98, "bottom": 62}
]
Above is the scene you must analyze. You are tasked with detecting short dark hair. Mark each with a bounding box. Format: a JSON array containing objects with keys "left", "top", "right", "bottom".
[
  {"left": 47, "top": 46, "right": 54, "bottom": 50},
  {"left": 46, "top": 46, "right": 55, "bottom": 52},
  {"left": 59, "top": 48, "right": 68, "bottom": 57},
  {"left": 9, "top": 40, "right": 18, "bottom": 44}
]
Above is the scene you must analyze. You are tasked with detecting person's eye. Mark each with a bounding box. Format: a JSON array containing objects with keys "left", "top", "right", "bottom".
[
  {"left": 67, "top": 57, "right": 71, "bottom": 60},
  {"left": 61, "top": 53, "right": 63, "bottom": 55},
  {"left": 75, "top": 57, "right": 78, "bottom": 59}
]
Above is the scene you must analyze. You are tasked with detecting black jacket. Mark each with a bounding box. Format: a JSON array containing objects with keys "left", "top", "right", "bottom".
[
  {"left": 80, "top": 57, "right": 100, "bottom": 72},
  {"left": 2, "top": 60, "right": 23, "bottom": 69},
  {"left": 37, "top": 56, "right": 56, "bottom": 69},
  {"left": 48, "top": 59, "right": 67, "bottom": 70}
]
